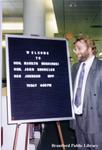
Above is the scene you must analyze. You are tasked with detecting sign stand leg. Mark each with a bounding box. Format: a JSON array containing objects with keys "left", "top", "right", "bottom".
[
  {"left": 13, "top": 124, "right": 30, "bottom": 150},
  {"left": 13, "top": 124, "right": 20, "bottom": 150},
  {"left": 56, "top": 122, "right": 66, "bottom": 150},
  {"left": 24, "top": 124, "right": 30, "bottom": 150}
]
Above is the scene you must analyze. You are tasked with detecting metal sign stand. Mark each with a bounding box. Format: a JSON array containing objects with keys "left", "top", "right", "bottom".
[
  {"left": 24, "top": 124, "right": 30, "bottom": 150},
  {"left": 13, "top": 124, "right": 29, "bottom": 150},
  {"left": 13, "top": 122, "right": 66, "bottom": 150},
  {"left": 13, "top": 124, "right": 20, "bottom": 150},
  {"left": 56, "top": 122, "right": 66, "bottom": 150}
]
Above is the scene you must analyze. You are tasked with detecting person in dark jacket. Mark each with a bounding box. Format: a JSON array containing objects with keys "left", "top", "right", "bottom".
[{"left": 71, "top": 35, "right": 102, "bottom": 150}]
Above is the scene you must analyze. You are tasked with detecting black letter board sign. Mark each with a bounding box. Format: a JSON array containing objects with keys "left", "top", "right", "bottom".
[{"left": 6, "top": 35, "right": 74, "bottom": 124}]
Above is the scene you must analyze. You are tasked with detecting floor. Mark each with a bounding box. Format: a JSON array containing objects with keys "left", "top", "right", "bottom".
[{"left": 34, "top": 121, "right": 77, "bottom": 150}]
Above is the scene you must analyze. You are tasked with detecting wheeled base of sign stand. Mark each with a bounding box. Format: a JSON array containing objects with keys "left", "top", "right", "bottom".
[{"left": 13, "top": 122, "right": 66, "bottom": 150}]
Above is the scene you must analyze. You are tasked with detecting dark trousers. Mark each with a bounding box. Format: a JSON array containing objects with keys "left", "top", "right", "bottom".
[{"left": 75, "top": 115, "right": 102, "bottom": 150}]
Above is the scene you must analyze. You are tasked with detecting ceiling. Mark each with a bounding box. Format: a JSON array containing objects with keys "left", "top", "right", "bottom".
[
  {"left": 2, "top": 0, "right": 102, "bottom": 53},
  {"left": 3, "top": 0, "right": 23, "bottom": 17},
  {"left": 53, "top": 0, "right": 102, "bottom": 40}
]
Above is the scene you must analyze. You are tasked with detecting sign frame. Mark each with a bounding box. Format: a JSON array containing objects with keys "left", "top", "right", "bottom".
[{"left": 6, "top": 34, "right": 75, "bottom": 124}]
